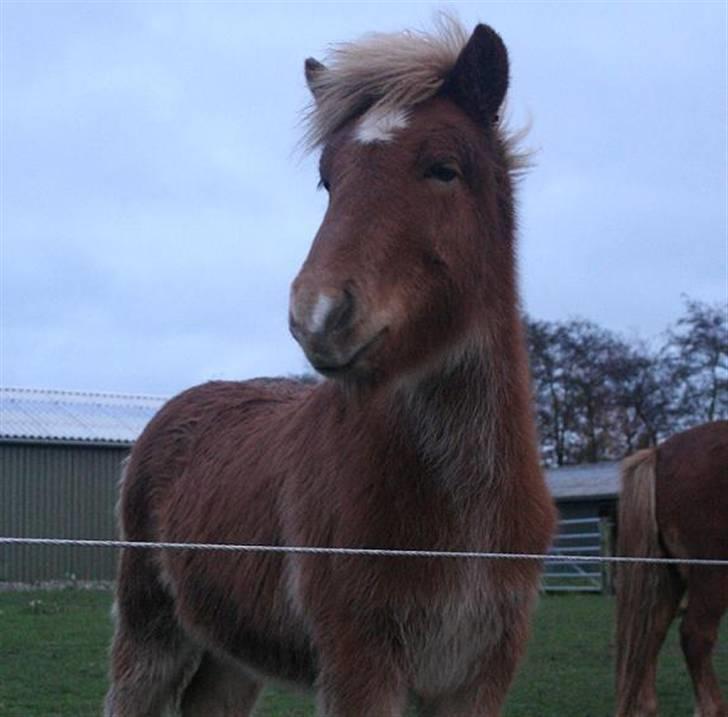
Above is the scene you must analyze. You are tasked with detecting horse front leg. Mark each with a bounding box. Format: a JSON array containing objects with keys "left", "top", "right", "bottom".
[
  {"left": 417, "top": 622, "right": 528, "bottom": 717},
  {"left": 180, "top": 653, "right": 262, "bottom": 717},
  {"left": 420, "top": 608, "right": 530, "bottom": 717},
  {"left": 417, "top": 660, "right": 517, "bottom": 717},
  {"left": 313, "top": 614, "right": 409, "bottom": 717},
  {"left": 315, "top": 672, "right": 408, "bottom": 717}
]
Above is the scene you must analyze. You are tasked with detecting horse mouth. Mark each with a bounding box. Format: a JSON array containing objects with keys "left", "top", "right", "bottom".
[{"left": 311, "top": 330, "right": 386, "bottom": 378}]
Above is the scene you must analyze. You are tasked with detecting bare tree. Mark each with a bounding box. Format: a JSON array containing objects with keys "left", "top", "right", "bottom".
[
  {"left": 526, "top": 317, "right": 570, "bottom": 465},
  {"left": 558, "top": 319, "right": 625, "bottom": 463},
  {"left": 664, "top": 298, "right": 728, "bottom": 426},
  {"left": 527, "top": 317, "right": 626, "bottom": 464},
  {"left": 609, "top": 342, "right": 673, "bottom": 451},
  {"left": 525, "top": 298, "right": 725, "bottom": 465}
]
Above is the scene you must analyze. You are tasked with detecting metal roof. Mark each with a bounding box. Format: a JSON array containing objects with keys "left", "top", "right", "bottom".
[
  {"left": 0, "top": 387, "right": 167, "bottom": 445},
  {"left": 545, "top": 461, "right": 620, "bottom": 500}
]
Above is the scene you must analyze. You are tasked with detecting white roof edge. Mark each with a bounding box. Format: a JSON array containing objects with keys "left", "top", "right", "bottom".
[
  {"left": 1, "top": 386, "right": 168, "bottom": 405},
  {"left": 0, "top": 387, "right": 168, "bottom": 443}
]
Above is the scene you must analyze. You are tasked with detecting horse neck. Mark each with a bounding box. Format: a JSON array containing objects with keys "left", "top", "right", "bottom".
[{"left": 391, "top": 311, "right": 538, "bottom": 498}]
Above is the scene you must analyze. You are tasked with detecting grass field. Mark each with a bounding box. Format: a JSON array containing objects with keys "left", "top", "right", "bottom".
[{"left": 0, "top": 589, "right": 725, "bottom": 716}]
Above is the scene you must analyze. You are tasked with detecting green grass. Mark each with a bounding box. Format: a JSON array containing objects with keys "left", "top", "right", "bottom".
[{"left": 0, "top": 590, "right": 725, "bottom": 716}]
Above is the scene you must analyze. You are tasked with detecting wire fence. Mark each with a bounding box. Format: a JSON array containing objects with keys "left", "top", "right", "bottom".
[{"left": 2, "top": 536, "right": 728, "bottom": 567}]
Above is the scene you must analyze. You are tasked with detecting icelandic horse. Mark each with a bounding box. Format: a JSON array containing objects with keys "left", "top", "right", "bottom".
[
  {"left": 615, "top": 421, "right": 728, "bottom": 717},
  {"left": 105, "top": 19, "right": 556, "bottom": 717}
]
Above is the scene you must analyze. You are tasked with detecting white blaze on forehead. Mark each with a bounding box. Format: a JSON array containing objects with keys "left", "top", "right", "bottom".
[
  {"left": 355, "top": 106, "right": 410, "bottom": 144},
  {"left": 310, "top": 293, "right": 335, "bottom": 333}
]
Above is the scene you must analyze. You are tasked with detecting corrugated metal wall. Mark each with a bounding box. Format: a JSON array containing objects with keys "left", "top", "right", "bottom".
[{"left": 0, "top": 441, "right": 129, "bottom": 583}]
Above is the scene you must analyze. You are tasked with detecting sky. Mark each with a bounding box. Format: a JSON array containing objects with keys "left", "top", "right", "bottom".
[{"left": 1, "top": 2, "right": 726, "bottom": 396}]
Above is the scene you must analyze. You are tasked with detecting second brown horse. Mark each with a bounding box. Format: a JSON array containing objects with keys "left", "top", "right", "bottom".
[{"left": 616, "top": 421, "right": 728, "bottom": 717}]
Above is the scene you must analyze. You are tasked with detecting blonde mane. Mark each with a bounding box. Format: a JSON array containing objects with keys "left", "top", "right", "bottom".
[{"left": 303, "top": 16, "right": 469, "bottom": 151}]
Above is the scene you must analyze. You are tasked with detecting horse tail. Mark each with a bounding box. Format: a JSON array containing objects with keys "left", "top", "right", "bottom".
[{"left": 614, "top": 448, "right": 671, "bottom": 716}]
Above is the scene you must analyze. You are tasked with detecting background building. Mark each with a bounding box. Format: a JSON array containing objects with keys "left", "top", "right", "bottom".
[
  {"left": 545, "top": 462, "right": 619, "bottom": 593},
  {"left": 0, "top": 388, "right": 164, "bottom": 583}
]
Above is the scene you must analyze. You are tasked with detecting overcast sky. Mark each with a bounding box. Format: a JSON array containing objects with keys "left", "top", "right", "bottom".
[{"left": 2, "top": 2, "right": 726, "bottom": 396}]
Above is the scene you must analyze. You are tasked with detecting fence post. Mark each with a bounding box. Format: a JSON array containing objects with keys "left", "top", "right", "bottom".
[{"left": 599, "top": 517, "right": 614, "bottom": 595}]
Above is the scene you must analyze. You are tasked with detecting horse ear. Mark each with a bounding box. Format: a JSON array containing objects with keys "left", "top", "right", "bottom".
[
  {"left": 305, "top": 57, "right": 327, "bottom": 101},
  {"left": 443, "top": 24, "right": 509, "bottom": 125}
]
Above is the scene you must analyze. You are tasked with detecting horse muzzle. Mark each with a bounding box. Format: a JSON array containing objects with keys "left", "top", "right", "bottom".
[{"left": 289, "top": 285, "right": 384, "bottom": 378}]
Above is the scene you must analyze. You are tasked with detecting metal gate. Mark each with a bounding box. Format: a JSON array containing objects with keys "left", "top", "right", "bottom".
[{"left": 543, "top": 517, "right": 613, "bottom": 593}]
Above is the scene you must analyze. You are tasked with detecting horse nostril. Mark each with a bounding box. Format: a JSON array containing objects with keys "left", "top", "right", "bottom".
[
  {"left": 291, "top": 286, "right": 357, "bottom": 342},
  {"left": 324, "top": 288, "right": 355, "bottom": 334}
]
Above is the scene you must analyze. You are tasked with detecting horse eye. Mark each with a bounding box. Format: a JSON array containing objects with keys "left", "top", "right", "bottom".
[
  {"left": 317, "top": 178, "right": 331, "bottom": 192},
  {"left": 426, "top": 164, "right": 459, "bottom": 183}
]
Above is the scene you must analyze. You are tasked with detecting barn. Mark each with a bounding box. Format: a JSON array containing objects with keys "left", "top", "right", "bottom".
[
  {"left": 1, "top": 386, "right": 620, "bottom": 589},
  {"left": 544, "top": 461, "right": 620, "bottom": 592},
  {"left": 546, "top": 461, "right": 620, "bottom": 523},
  {"left": 0, "top": 387, "right": 164, "bottom": 584}
]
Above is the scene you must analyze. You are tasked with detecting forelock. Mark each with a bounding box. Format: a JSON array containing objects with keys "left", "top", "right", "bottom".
[{"left": 302, "top": 15, "right": 468, "bottom": 152}]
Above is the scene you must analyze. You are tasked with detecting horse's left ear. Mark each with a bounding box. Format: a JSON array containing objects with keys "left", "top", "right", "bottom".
[
  {"left": 305, "top": 57, "right": 327, "bottom": 101},
  {"left": 443, "top": 24, "right": 509, "bottom": 125}
]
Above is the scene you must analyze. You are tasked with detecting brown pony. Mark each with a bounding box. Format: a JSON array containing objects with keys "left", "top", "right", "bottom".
[
  {"left": 615, "top": 421, "right": 728, "bottom": 717},
  {"left": 105, "top": 19, "right": 556, "bottom": 717}
]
